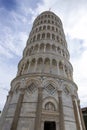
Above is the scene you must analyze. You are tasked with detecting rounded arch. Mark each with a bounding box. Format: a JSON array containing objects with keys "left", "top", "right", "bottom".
[
  {"left": 51, "top": 59, "right": 58, "bottom": 74},
  {"left": 44, "top": 20, "right": 47, "bottom": 23},
  {"left": 57, "top": 47, "right": 61, "bottom": 54},
  {"left": 42, "top": 33, "right": 45, "bottom": 39},
  {"left": 59, "top": 61, "right": 63, "bottom": 70},
  {"left": 26, "top": 78, "right": 41, "bottom": 88},
  {"left": 34, "top": 44, "right": 39, "bottom": 52},
  {"left": 31, "top": 58, "right": 36, "bottom": 65},
  {"left": 47, "top": 33, "right": 50, "bottom": 39},
  {"left": 33, "top": 35, "right": 36, "bottom": 42},
  {"left": 52, "top": 59, "right": 57, "bottom": 66},
  {"left": 56, "top": 28, "right": 58, "bottom": 32},
  {"left": 52, "top": 20, "right": 54, "bottom": 24},
  {"left": 36, "top": 28, "right": 38, "bottom": 32},
  {"left": 52, "top": 26, "right": 54, "bottom": 31},
  {"left": 45, "top": 102, "right": 56, "bottom": 111},
  {"left": 43, "top": 25, "right": 46, "bottom": 30},
  {"left": 46, "top": 43, "right": 50, "bottom": 51},
  {"left": 59, "top": 61, "right": 64, "bottom": 75},
  {"left": 24, "top": 60, "right": 29, "bottom": 72},
  {"left": 40, "top": 20, "right": 43, "bottom": 24},
  {"left": 52, "top": 44, "right": 56, "bottom": 52},
  {"left": 14, "top": 82, "right": 20, "bottom": 92},
  {"left": 44, "top": 58, "right": 50, "bottom": 73},
  {"left": 37, "top": 33, "right": 40, "bottom": 40},
  {"left": 44, "top": 14, "right": 47, "bottom": 18},
  {"left": 29, "top": 46, "right": 33, "bottom": 55},
  {"left": 48, "top": 20, "right": 50, "bottom": 23},
  {"left": 37, "top": 57, "right": 43, "bottom": 64},
  {"left": 36, "top": 57, "right": 43, "bottom": 72},
  {"left": 29, "top": 58, "right": 36, "bottom": 73},
  {"left": 52, "top": 34, "right": 55, "bottom": 40},
  {"left": 42, "top": 97, "right": 58, "bottom": 111},
  {"left": 40, "top": 43, "right": 44, "bottom": 51},
  {"left": 57, "top": 36, "right": 59, "bottom": 42},
  {"left": 39, "top": 26, "right": 42, "bottom": 31},
  {"left": 47, "top": 25, "right": 50, "bottom": 30},
  {"left": 44, "top": 58, "right": 50, "bottom": 65}
]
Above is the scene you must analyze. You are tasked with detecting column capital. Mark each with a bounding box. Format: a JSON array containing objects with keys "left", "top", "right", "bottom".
[
  {"left": 71, "top": 94, "right": 76, "bottom": 100},
  {"left": 38, "top": 87, "right": 43, "bottom": 94},
  {"left": 58, "top": 90, "right": 62, "bottom": 97}
]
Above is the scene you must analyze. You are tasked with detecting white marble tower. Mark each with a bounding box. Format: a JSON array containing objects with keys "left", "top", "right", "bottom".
[{"left": 0, "top": 11, "right": 86, "bottom": 130}]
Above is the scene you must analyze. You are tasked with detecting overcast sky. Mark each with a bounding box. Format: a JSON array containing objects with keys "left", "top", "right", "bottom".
[{"left": 0, "top": 0, "right": 87, "bottom": 110}]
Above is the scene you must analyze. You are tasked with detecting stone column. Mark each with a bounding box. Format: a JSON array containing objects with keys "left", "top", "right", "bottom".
[
  {"left": 44, "top": 45, "right": 46, "bottom": 53},
  {"left": 35, "top": 87, "right": 43, "bottom": 130},
  {"left": 78, "top": 100, "right": 86, "bottom": 130},
  {"left": 34, "top": 60, "right": 37, "bottom": 72},
  {"left": 58, "top": 90, "right": 65, "bottom": 130},
  {"left": 41, "top": 60, "right": 44, "bottom": 73},
  {"left": 37, "top": 44, "right": 40, "bottom": 53},
  {"left": 57, "top": 62, "right": 59, "bottom": 75},
  {"left": 56, "top": 47, "right": 57, "bottom": 53},
  {"left": 72, "top": 95, "right": 83, "bottom": 130},
  {"left": 62, "top": 63, "right": 66, "bottom": 76},
  {"left": 75, "top": 98, "right": 83, "bottom": 130},
  {"left": 32, "top": 46, "right": 34, "bottom": 54},
  {"left": 10, "top": 88, "right": 25, "bottom": 130},
  {"left": 72, "top": 95, "right": 80, "bottom": 130},
  {"left": 50, "top": 60, "right": 52, "bottom": 74},
  {"left": 0, "top": 90, "right": 13, "bottom": 130}
]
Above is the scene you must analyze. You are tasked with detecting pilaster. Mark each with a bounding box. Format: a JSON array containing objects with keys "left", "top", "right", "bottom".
[
  {"left": 58, "top": 90, "right": 65, "bottom": 130},
  {"left": 57, "top": 62, "right": 59, "bottom": 75},
  {"left": 77, "top": 100, "right": 86, "bottom": 130},
  {"left": 0, "top": 91, "right": 13, "bottom": 130},
  {"left": 35, "top": 87, "right": 43, "bottom": 130},
  {"left": 72, "top": 95, "right": 83, "bottom": 130},
  {"left": 72, "top": 95, "right": 80, "bottom": 130},
  {"left": 10, "top": 88, "right": 25, "bottom": 130}
]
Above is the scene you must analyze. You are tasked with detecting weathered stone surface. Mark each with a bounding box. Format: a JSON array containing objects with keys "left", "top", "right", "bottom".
[{"left": 0, "top": 11, "right": 85, "bottom": 130}]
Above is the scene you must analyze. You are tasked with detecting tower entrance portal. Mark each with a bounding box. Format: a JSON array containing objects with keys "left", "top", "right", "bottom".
[{"left": 44, "top": 121, "right": 56, "bottom": 130}]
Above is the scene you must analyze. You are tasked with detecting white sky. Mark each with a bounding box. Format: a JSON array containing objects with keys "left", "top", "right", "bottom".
[{"left": 0, "top": 0, "right": 87, "bottom": 110}]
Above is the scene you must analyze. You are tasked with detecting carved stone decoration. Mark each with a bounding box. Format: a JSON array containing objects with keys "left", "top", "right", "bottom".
[
  {"left": 45, "top": 84, "right": 56, "bottom": 95},
  {"left": 27, "top": 83, "right": 37, "bottom": 94},
  {"left": 45, "top": 102, "right": 55, "bottom": 111}
]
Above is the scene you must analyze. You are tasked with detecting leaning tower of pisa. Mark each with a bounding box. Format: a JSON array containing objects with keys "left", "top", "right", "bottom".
[{"left": 0, "top": 11, "right": 86, "bottom": 130}]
